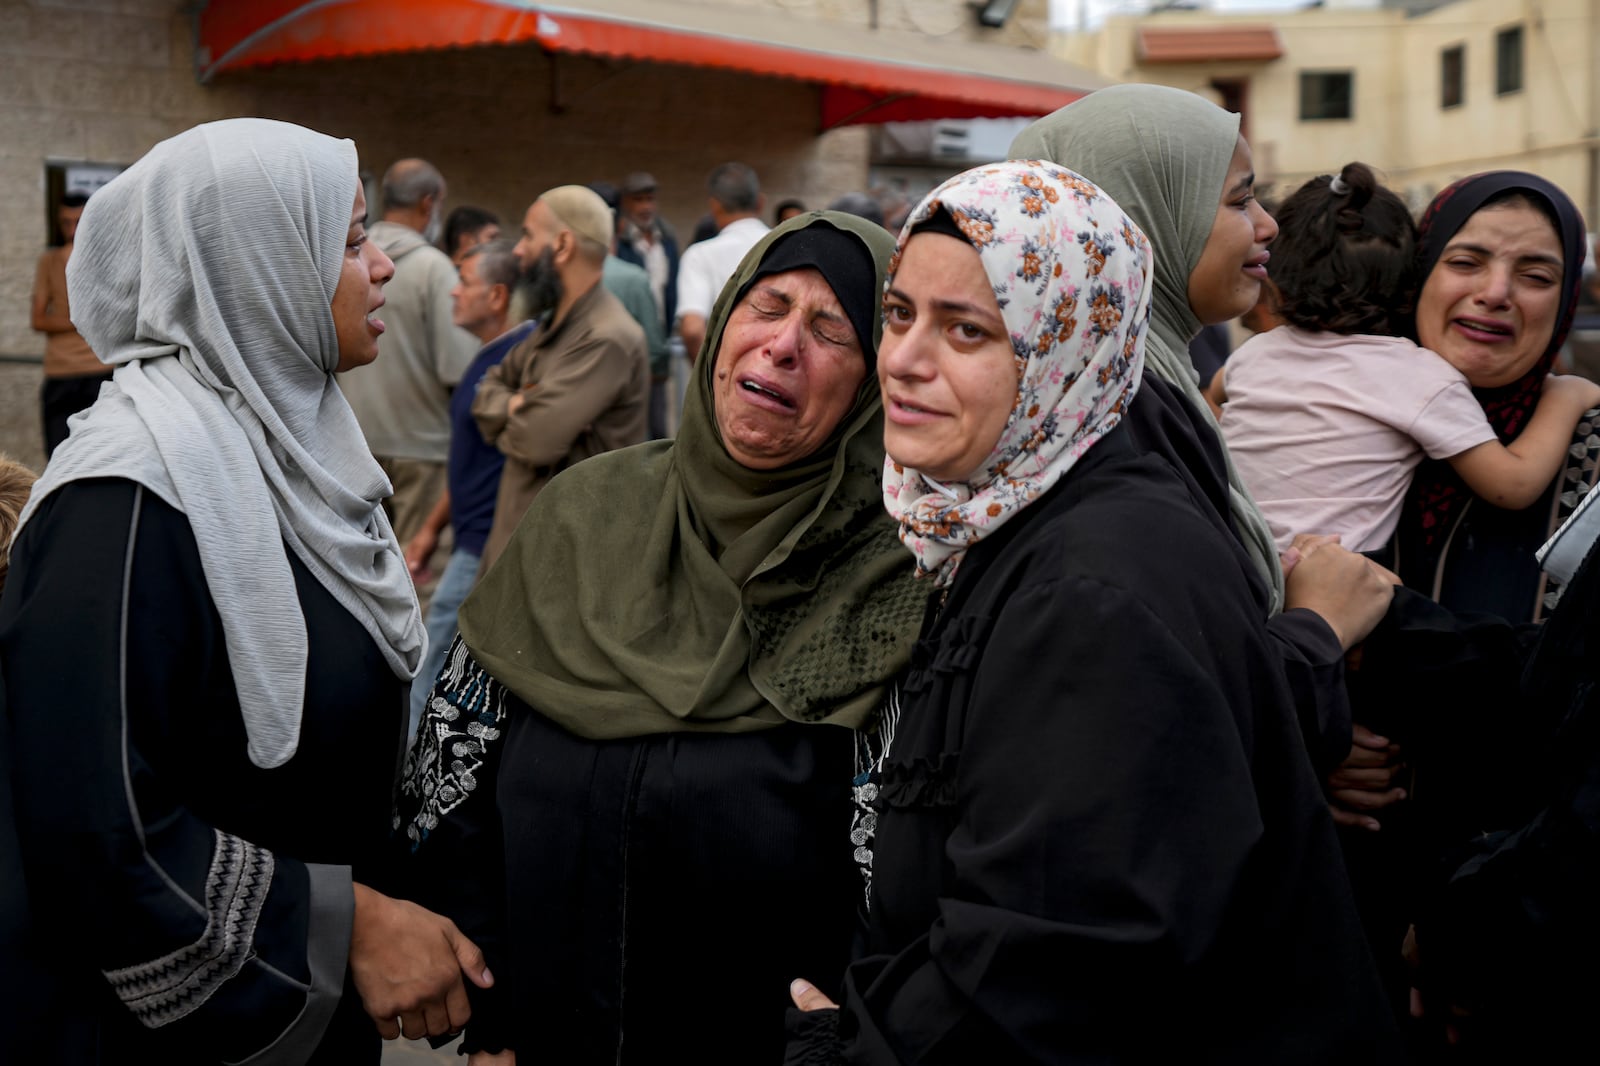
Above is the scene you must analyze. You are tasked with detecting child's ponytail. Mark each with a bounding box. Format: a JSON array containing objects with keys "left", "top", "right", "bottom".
[{"left": 1270, "top": 162, "right": 1418, "bottom": 337}]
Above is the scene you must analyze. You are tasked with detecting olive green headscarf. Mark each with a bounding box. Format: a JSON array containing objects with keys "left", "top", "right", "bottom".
[
  {"left": 456, "top": 211, "right": 926, "bottom": 739},
  {"left": 1010, "top": 84, "right": 1285, "bottom": 611}
]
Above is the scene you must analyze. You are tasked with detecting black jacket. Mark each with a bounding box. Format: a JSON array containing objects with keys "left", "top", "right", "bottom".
[
  {"left": 0, "top": 480, "right": 404, "bottom": 1064},
  {"left": 614, "top": 220, "right": 680, "bottom": 332},
  {"left": 788, "top": 412, "right": 1401, "bottom": 1064}
]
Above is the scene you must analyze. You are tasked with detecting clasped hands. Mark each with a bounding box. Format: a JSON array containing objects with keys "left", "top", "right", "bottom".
[
  {"left": 350, "top": 883, "right": 494, "bottom": 1042},
  {"left": 1281, "top": 533, "right": 1407, "bottom": 831}
]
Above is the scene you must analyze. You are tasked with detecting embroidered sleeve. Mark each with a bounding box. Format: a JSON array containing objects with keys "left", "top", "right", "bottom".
[
  {"left": 395, "top": 634, "right": 509, "bottom": 850},
  {"left": 390, "top": 634, "right": 518, "bottom": 1055},
  {"left": 2, "top": 482, "right": 353, "bottom": 1061},
  {"left": 101, "top": 831, "right": 274, "bottom": 1028}
]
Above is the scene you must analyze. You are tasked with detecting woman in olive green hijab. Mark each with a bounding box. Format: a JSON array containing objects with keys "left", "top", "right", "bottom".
[{"left": 393, "top": 211, "right": 926, "bottom": 1064}]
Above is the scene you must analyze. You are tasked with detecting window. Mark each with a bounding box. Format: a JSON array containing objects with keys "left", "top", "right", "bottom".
[
  {"left": 1496, "top": 25, "right": 1523, "bottom": 95},
  {"left": 1440, "top": 44, "right": 1464, "bottom": 109},
  {"left": 1210, "top": 77, "right": 1249, "bottom": 139},
  {"left": 1299, "top": 71, "right": 1354, "bottom": 121},
  {"left": 42, "top": 160, "right": 123, "bottom": 244}
]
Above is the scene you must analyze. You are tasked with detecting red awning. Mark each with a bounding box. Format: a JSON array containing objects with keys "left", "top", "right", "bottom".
[
  {"left": 1135, "top": 26, "right": 1285, "bottom": 65},
  {"left": 195, "top": 0, "right": 1107, "bottom": 129}
]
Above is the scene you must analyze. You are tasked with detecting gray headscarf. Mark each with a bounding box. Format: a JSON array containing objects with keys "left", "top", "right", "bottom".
[
  {"left": 1010, "top": 85, "right": 1284, "bottom": 611},
  {"left": 17, "top": 118, "right": 425, "bottom": 769}
]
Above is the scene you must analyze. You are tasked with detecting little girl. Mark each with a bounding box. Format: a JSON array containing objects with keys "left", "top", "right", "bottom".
[{"left": 1211, "top": 162, "right": 1600, "bottom": 553}]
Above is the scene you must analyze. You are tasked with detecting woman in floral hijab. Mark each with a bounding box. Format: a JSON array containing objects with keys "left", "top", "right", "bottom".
[{"left": 784, "top": 160, "right": 1401, "bottom": 1064}]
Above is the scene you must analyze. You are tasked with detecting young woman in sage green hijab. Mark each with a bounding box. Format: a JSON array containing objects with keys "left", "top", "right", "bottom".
[
  {"left": 1010, "top": 84, "right": 1396, "bottom": 775},
  {"left": 393, "top": 210, "right": 926, "bottom": 1065}
]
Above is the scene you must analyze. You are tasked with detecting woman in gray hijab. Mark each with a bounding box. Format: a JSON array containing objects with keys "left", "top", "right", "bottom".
[
  {"left": 0, "top": 119, "right": 488, "bottom": 1062},
  {"left": 1010, "top": 85, "right": 1395, "bottom": 774}
]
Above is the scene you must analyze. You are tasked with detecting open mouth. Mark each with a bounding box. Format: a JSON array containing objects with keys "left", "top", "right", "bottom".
[
  {"left": 740, "top": 377, "right": 796, "bottom": 410},
  {"left": 1454, "top": 317, "right": 1514, "bottom": 340}
]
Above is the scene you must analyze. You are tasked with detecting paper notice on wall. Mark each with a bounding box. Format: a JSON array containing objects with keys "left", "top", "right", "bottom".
[{"left": 65, "top": 164, "right": 124, "bottom": 198}]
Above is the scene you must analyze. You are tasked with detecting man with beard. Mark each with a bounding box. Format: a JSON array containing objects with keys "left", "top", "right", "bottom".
[
  {"left": 472, "top": 185, "right": 649, "bottom": 568},
  {"left": 340, "top": 158, "right": 479, "bottom": 550}
]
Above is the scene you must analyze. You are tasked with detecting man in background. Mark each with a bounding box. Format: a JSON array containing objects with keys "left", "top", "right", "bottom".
[
  {"left": 31, "top": 193, "right": 107, "bottom": 456},
  {"left": 614, "top": 171, "right": 679, "bottom": 437},
  {"left": 591, "top": 181, "right": 669, "bottom": 434},
  {"left": 403, "top": 239, "right": 532, "bottom": 740},
  {"left": 473, "top": 185, "right": 649, "bottom": 567},
  {"left": 674, "top": 162, "right": 768, "bottom": 363},
  {"left": 339, "top": 158, "right": 479, "bottom": 547},
  {"left": 441, "top": 205, "right": 501, "bottom": 267}
]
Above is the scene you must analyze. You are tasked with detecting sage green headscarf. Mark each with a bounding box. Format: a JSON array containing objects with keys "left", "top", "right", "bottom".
[
  {"left": 1010, "top": 84, "right": 1285, "bottom": 611},
  {"left": 456, "top": 211, "right": 926, "bottom": 739}
]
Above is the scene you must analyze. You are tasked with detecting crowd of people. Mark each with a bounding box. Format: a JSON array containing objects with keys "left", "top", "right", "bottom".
[{"left": 4, "top": 82, "right": 1600, "bottom": 1064}]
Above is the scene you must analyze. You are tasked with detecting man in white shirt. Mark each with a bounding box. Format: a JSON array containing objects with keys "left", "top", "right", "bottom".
[{"left": 674, "top": 162, "right": 769, "bottom": 363}]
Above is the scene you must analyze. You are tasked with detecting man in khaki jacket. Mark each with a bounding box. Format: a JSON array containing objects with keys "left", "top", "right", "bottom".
[{"left": 473, "top": 185, "right": 649, "bottom": 567}]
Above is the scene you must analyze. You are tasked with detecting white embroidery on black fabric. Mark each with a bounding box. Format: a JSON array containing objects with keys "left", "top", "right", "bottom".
[
  {"left": 396, "top": 635, "right": 506, "bottom": 848},
  {"left": 102, "top": 830, "right": 273, "bottom": 1028},
  {"left": 851, "top": 687, "right": 901, "bottom": 909}
]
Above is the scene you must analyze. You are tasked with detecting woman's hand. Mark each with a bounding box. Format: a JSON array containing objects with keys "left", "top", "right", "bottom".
[
  {"left": 349, "top": 883, "right": 493, "bottom": 1041},
  {"left": 1278, "top": 532, "right": 1339, "bottom": 579},
  {"left": 468, "top": 1052, "right": 516, "bottom": 1065},
  {"left": 1283, "top": 535, "right": 1395, "bottom": 651},
  {"left": 790, "top": 978, "right": 838, "bottom": 1012},
  {"left": 1326, "top": 724, "right": 1407, "bottom": 831}
]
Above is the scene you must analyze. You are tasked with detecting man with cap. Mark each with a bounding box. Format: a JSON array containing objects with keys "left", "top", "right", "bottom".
[
  {"left": 471, "top": 185, "right": 650, "bottom": 568},
  {"left": 614, "top": 171, "right": 680, "bottom": 438},
  {"left": 589, "top": 181, "right": 670, "bottom": 425}
]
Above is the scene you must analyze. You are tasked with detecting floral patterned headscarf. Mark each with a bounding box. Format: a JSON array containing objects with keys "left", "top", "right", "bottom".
[{"left": 882, "top": 160, "right": 1154, "bottom": 587}]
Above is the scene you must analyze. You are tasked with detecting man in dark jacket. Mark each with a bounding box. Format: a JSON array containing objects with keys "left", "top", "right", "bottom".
[{"left": 614, "top": 171, "right": 679, "bottom": 438}]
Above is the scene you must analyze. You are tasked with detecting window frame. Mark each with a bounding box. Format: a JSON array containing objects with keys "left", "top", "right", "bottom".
[
  {"left": 1440, "top": 43, "right": 1465, "bottom": 109},
  {"left": 1495, "top": 24, "right": 1524, "bottom": 96},
  {"left": 1298, "top": 69, "right": 1355, "bottom": 122}
]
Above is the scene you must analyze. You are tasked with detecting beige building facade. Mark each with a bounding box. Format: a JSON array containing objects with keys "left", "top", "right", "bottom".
[{"left": 1053, "top": 0, "right": 1600, "bottom": 221}]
